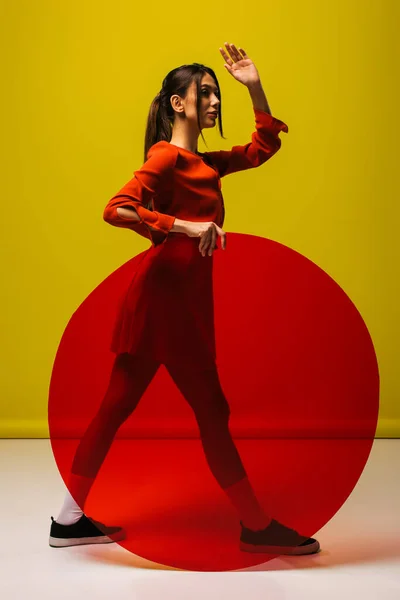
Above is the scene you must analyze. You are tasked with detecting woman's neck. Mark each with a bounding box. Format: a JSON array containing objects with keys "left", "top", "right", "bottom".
[{"left": 169, "top": 121, "right": 200, "bottom": 154}]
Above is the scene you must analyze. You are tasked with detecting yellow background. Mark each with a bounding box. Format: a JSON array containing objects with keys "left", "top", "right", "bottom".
[{"left": 1, "top": 1, "right": 398, "bottom": 437}]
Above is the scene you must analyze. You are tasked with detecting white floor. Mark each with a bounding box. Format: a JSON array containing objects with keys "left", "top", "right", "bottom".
[{"left": 0, "top": 439, "right": 399, "bottom": 600}]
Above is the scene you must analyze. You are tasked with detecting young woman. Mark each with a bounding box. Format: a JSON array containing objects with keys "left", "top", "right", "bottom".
[{"left": 49, "top": 43, "right": 320, "bottom": 555}]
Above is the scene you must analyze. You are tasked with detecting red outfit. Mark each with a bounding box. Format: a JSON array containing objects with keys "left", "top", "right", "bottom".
[
  {"left": 72, "top": 108, "right": 289, "bottom": 491},
  {"left": 103, "top": 108, "right": 288, "bottom": 368}
]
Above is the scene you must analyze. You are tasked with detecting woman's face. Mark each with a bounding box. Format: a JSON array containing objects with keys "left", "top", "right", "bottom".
[{"left": 171, "top": 73, "right": 220, "bottom": 130}]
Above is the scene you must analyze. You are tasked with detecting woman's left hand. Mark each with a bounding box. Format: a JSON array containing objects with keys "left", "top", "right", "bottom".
[{"left": 219, "top": 42, "right": 260, "bottom": 87}]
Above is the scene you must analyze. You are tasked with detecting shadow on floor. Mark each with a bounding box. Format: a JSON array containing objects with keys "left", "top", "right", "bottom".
[{"left": 79, "top": 532, "right": 400, "bottom": 572}]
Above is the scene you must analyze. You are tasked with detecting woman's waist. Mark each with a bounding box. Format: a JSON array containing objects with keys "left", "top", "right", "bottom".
[
  {"left": 144, "top": 232, "right": 215, "bottom": 272},
  {"left": 163, "top": 231, "right": 220, "bottom": 249}
]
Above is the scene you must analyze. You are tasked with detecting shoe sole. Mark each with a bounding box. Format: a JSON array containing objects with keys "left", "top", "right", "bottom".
[
  {"left": 49, "top": 531, "right": 125, "bottom": 548},
  {"left": 240, "top": 539, "right": 320, "bottom": 555}
]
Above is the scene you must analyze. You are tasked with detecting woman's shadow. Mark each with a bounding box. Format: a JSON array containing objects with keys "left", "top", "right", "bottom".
[{"left": 77, "top": 524, "right": 400, "bottom": 572}]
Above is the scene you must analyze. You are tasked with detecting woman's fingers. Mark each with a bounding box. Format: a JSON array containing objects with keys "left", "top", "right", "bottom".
[
  {"left": 208, "top": 225, "right": 217, "bottom": 255},
  {"left": 199, "top": 226, "right": 212, "bottom": 255},
  {"left": 204, "top": 226, "right": 215, "bottom": 256},
  {"left": 220, "top": 42, "right": 243, "bottom": 64},
  {"left": 228, "top": 43, "right": 242, "bottom": 62},
  {"left": 198, "top": 224, "right": 226, "bottom": 256},
  {"left": 216, "top": 225, "right": 226, "bottom": 250},
  {"left": 219, "top": 45, "right": 233, "bottom": 66}
]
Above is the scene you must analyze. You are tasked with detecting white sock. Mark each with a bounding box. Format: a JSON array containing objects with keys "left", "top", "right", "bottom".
[{"left": 56, "top": 489, "right": 84, "bottom": 526}]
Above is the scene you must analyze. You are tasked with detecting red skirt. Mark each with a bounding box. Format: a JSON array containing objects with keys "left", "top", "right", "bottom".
[{"left": 110, "top": 233, "right": 217, "bottom": 369}]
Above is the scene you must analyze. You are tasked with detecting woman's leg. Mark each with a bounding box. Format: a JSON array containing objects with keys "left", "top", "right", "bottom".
[
  {"left": 56, "top": 352, "right": 160, "bottom": 523},
  {"left": 164, "top": 362, "right": 271, "bottom": 530}
]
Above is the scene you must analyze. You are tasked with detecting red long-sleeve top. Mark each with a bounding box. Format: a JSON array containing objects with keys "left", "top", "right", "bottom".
[{"left": 103, "top": 108, "right": 288, "bottom": 247}]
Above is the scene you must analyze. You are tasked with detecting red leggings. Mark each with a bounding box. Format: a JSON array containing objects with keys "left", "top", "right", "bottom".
[{"left": 71, "top": 353, "right": 247, "bottom": 489}]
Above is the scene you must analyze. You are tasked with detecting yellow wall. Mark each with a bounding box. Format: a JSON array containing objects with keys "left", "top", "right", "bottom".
[{"left": 1, "top": 1, "right": 398, "bottom": 437}]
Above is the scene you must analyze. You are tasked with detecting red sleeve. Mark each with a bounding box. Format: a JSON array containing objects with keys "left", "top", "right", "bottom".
[
  {"left": 203, "top": 107, "right": 288, "bottom": 178},
  {"left": 119, "top": 220, "right": 152, "bottom": 240},
  {"left": 103, "top": 143, "right": 178, "bottom": 234}
]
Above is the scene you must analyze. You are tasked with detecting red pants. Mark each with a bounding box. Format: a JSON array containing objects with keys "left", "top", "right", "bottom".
[{"left": 71, "top": 353, "right": 247, "bottom": 489}]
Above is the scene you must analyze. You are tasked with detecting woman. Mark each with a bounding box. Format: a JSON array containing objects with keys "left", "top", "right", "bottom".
[{"left": 49, "top": 42, "right": 320, "bottom": 555}]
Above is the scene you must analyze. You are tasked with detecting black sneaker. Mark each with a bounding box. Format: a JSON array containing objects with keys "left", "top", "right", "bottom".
[
  {"left": 49, "top": 514, "right": 126, "bottom": 548},
  {"left": 240, "top": 519, "right": 320, "bottom": 555}
]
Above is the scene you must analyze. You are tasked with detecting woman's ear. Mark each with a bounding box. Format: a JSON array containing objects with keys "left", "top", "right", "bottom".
[{"left": 170, "top": 94, "right": 184, "bottom": 114}]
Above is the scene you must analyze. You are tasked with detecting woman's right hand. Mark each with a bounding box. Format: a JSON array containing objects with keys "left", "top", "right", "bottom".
[{"left": 182, "top": 220, "right": 226, "bottom": 256}]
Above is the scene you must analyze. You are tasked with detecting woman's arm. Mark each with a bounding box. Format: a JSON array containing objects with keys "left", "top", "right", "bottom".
[
  {"left": 116, "top": 207, "right": 140, "bottom": 221},
  {"left": 104, "top": 143, "right": 178, "bottom": 235},
  {"left": 205, "top": 43, "right": 288, "bottom": 177},
  {"left": 116, "top": 206, "right": 188, "bottom": 234},
  {"left": 247, "top": 80, "right": 271, "bottom": 114},
  {"left": 204, "top": 104, "right": 288, "bottom": 178}
]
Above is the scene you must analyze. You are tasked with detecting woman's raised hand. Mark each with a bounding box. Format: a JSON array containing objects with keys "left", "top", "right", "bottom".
[
  {"left": 219, "top": 42, "right": 260, "bottom": 87},
  {"left": 184, "top": 221, "right": 226, "bottom": 256}
]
